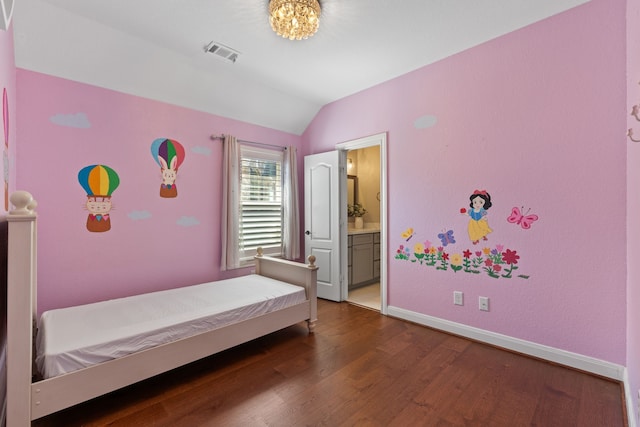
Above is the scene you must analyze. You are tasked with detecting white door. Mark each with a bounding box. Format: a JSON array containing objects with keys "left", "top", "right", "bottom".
[{"left": 304, "top": 151, "right": 343, "bottom": 301}]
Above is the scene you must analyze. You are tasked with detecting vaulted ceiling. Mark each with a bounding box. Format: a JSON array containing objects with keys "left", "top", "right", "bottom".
[{"left": 13, "top": 0, "right": 590, "bottom": 135}]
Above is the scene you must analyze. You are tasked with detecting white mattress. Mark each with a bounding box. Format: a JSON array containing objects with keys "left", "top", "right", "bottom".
[{"left": 36, "top": 274, "right": 307, "bottom": 379}]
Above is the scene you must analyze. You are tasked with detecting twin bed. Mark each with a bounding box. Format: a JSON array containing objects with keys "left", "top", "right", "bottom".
[{"left": 6, "top": 191, "right": 318, "bottom": 425}]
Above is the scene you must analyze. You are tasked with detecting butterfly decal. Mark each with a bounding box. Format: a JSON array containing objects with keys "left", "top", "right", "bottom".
[
  {"left": 507, "top": 207, "right": 539, "bottom": 229},
  {"left": 437, "top": 229, "right": 455, "bottom": 246},
  {"left": 401, "top": 227, "right": 414, "bottom": 241}
]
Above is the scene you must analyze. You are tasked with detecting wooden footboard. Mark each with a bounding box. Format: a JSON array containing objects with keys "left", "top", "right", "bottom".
[
  {"left": 6, "top": 191, "right": 318, "bottom": 425},
  {"left": 255, "top": 247, "right": 318, "bottom": 332}
]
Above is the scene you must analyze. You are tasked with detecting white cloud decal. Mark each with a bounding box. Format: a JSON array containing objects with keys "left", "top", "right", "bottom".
[
  {"left": 50, "top": 113, "right": 91, "bottom": 129},
  {"left": 128, "top": 210, "right": 152, "bottom": 221},
  {"left": 191, "top": 146, "right": 212, "bottom": 156},
  {"left": 414, "top": 115, "right": 437, "bottom": 129},
  {"left": 177, "top": 216, "right": 200, "bottom": 227}
]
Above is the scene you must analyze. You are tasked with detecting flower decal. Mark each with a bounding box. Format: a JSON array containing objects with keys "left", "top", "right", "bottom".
[
  {"left": 502, "top": 249, "right": 520, "bottom": 265},
  {"left": 450, "top": 253, "right": 463, "bottom": 273},
  {"left": 394, "top": 241, "right": 529, "bottom": 280},
  {"left": 450, "top": 253, "right": 463, "bottom": 266}
]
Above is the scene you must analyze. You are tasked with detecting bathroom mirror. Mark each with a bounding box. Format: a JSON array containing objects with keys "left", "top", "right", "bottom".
[{"left": 347, "top": 175, "right": 357, "bottom": 206}]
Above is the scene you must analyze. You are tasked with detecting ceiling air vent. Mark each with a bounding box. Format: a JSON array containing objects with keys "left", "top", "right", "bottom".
[{"left": 204, "top": 41, "right": 240, "bottom": 64}]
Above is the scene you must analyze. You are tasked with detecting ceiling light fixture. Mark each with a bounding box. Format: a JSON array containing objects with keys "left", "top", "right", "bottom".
[{"left": 269, "top": 0, "right": 321, "bottom": 41}]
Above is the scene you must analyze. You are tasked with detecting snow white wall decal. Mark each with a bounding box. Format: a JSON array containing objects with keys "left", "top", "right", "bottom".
[{"left": 460, "top": 190, "right": 493, "bottom": 245}]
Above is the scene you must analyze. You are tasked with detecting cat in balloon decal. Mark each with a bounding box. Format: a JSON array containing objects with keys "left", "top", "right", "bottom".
[{"left": 78, "top": 164, "right": 120, "bottom": 233}]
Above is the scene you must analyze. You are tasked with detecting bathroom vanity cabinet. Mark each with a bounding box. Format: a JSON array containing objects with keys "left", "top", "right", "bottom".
[{"left": 348, "top": 231, "right": 380, "bottom": 289}]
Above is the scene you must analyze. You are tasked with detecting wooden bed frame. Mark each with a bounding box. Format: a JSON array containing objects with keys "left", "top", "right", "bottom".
[{"left": 5, "top": 191, "right": 318, "bottom": 426}]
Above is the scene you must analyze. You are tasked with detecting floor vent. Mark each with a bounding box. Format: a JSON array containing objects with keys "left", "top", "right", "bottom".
[{"left": 204, "top": 42, "right": 240, "bottom": 63}]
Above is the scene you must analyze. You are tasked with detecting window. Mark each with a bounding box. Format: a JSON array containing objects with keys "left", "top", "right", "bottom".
[
  {"left": 222, "top": 136, "right": 297, "bottom": 271},
  {"left": 238, "top": 144, "right": 284, "bottom": 262}
]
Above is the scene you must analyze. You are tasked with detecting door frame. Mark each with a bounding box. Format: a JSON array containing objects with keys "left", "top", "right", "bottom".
[{"left": 336, "top": 132, "right": 388, "bottom": 315}]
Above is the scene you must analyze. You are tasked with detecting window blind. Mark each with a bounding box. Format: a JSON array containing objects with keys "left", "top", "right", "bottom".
[{"left": 239, "top": 145, "right": 283, "bottom": 259}]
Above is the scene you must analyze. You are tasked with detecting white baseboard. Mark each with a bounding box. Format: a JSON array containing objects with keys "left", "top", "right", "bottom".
[
  {"left": 386, "top": 305, "right": 626, "bottom": 380},
  {"left": 624, "top": 369, "right": 638, "bottom": 427}
]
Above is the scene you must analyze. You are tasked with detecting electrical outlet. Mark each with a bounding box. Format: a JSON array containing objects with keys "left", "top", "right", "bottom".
[
  {"left": 479, "top": 296, "right": 489, "bottom": 311},
  {"left": 454, "top": 291, "right": 463, "bottom": 306}
]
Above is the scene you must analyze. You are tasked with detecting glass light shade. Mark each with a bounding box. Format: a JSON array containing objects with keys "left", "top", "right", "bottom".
[{"left": 269, "top": 0, "right": 321, "bottom": 41}]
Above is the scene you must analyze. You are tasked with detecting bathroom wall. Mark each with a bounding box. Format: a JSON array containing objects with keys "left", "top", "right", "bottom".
[{"left": 356, "top": 146, "right": 380, "bottom": 225}]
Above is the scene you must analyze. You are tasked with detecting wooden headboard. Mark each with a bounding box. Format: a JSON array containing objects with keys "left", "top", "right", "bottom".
[{"left": 6, "top": 191, "right": 38, "bottom": 424}]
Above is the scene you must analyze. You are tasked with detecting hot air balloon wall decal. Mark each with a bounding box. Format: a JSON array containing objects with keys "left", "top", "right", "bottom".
[
  {"left": 150, "top": 138, "right": 185, "bottom": 198},
  {"left": 78, "top": 164, "right": 120, "bottom": 233}
]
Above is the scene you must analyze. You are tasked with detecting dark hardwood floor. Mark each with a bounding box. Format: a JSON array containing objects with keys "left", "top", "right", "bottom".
[{"left": 33, "top": 300, "right": 626, "bottom": 426}]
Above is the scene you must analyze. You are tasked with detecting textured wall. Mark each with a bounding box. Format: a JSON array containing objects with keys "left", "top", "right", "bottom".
[
  {"left": 305, "top": 0, "right": 627, "bottom": 364},
  {"left": 627, "top": 0, "right": 640, "bottom": 421},
  {"left": 16, "top": 71, "right": 304, "bottom": 314},
  {"left": 0, "top": 18, "right": 16, "bottom": 427}
]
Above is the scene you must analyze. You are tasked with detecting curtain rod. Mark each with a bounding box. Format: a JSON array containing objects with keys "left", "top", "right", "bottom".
[{"left": 210, "top": 134, "right": 287, "bottom": 151}]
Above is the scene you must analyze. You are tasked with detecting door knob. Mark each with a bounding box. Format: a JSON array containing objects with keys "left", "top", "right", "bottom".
[{"left": 305, "top": 230, "right": 311, "bottom": 235}]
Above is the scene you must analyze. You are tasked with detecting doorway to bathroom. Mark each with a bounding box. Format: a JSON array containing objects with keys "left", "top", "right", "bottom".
[
  {"left": 345, "top": 146, "right": 381, "bottom": 311},
  {"left": 336, "top": 133, "right": 387, "bottom": 314}
]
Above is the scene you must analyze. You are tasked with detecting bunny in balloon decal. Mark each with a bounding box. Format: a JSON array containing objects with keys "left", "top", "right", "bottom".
[
  {"left": 151, "top": 138, "right": 185, "bottom": 198},
  {"left": 394, "top": 188, "right": 539, "bottom": 280},
  {"left": 78, "top": 164, "right": 120, "bottom": 233}
]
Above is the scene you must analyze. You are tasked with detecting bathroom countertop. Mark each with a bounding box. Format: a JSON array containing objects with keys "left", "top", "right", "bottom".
[{"left": 347, "top": 224, "right": 380, "bottom": 235}]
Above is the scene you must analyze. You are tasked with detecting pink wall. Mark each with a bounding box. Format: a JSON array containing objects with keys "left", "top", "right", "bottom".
[
  {"left": 0, "top": 19, "right": 15, "bottom": 427},
  {"left": 0, "top": 25, "right": 14, "bottom": 208},
  {"left": 305, "top": 0, "right": 627, "bottom": 364},
  {"left": 627, "top": 0, "right": 640, "bottom": 421},
  {"left": 16, "top": 71, "right": 305, "bottom": 314}
]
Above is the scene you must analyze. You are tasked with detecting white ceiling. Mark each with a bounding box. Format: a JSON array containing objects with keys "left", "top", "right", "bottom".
[{"left": 12, "top": 0, "right": 590, "bottom": 135}]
